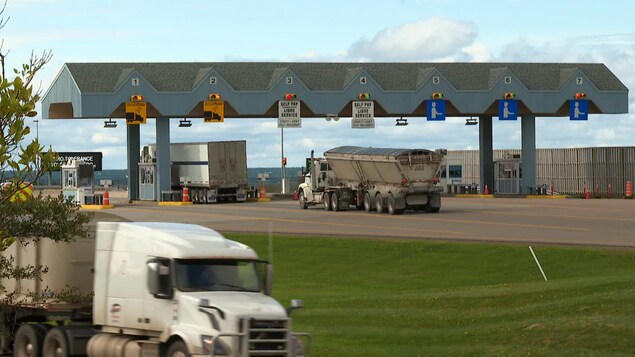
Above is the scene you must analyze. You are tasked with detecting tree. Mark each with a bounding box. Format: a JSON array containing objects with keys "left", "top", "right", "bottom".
[{"left": 0, "top": 0, "right": 93, "bottom": 315}]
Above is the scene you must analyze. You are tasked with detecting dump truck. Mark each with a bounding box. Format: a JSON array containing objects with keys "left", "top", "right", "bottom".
[
  {"left": 144, "top": 141, "right": 248, "bottom": 203},
  {"left": 298, "top": 146, "right": 446, "bottom": 214},
  {"left": 1, "top": 222, "right": 310, "bottom": 357}
]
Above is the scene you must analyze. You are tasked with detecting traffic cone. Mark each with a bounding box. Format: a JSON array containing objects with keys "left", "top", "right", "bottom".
[
  {"left": 483, "top": 184, "right": 489, "bottom": 195},
  {"left": 626, "top": 181, "right": 633, "bottom": 199},
  {"left": 259, "top": 185, "right": 267, "bottom": 199},
  {"left": 293, "top": 190, "right": 299, "bottom": 200},
  {"left": 584, "top": 181, "right": 590, "bottom": 199},
  {"left": 550, "top": 181, "right": 554, "bottom": 196},
  {"left": 608, "top": 183, "right": 612, "bottom": 198},
  {"left": 182, "top": 187, "right": 190, "bottom": 202},
  {"left": 103, "top": 189, "right": 110, "bottom": 206}
]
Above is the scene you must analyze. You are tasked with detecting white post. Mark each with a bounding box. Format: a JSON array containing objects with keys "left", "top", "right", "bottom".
[
  {"left": 268, "top": 221, "right": 274, "bottom": 265},
  {"left": 529, "top": 246, "right": 548, "bottom": 282}
]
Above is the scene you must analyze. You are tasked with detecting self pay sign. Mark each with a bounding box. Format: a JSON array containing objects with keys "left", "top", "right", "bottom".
[
  {"left": 278, "top": 101, "right": 301, "bottom": 128},
  {"left": 352, "top": 101, "right": 375, "bottom": 128}
]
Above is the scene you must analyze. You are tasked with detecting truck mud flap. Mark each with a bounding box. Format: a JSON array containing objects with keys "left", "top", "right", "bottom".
[{"left": 406, "top": 194, "right": 429, "bottom": 206}]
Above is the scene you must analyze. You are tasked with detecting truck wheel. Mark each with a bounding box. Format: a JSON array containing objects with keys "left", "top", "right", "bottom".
[
  {"left": 387, "top": 194, "right": 404, "bottom": 215},
  {"left": 375, "top": 193, "right": 386, "bottom": 213},
  {"left": 363, "top": 192, "right": 373, "bottom": 212},
  {"left": 331, "top": 192, "right": 340, "bottom": 211},
  {"left": 299, "top": 190, "right": 308, "bottom": 209},
  {"left": 424, "top": 202, "right": 440, "bottom": 213},
  {"left": 14, "top": 324, "right": 46, "bottom": 357},
  {"left": 42, "top": 327, "right": 68, "bottom": 357},
  {"left": 323, "top": 192, "right": 332, "bottom": 211},
  {"left": 166, "top": 340, "right": 191, "bottom": 357}
]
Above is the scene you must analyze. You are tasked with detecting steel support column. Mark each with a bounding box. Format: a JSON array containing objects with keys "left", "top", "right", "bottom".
[
  {"left": 126, "top": 124, "right": 140, "bottom": 201},
  {"left": 521, "top": 115, "right": 536, "bottom": 195},
  {"left": 156, "top": 117, "right": 171, "bottom": 201},
  {"left": 479, "top": 115, "right": 493, "bottom": 194}
]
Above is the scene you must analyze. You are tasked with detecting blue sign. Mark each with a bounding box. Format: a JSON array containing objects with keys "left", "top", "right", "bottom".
[
  {"left": 426, "top": 100, "right": 446, "bottom": 121},
  {"left": 498, "top": 99, "right": 518, "bottom": 120},
  {"left": 570, "top": 100, "right": 588, "bottom": 121}
]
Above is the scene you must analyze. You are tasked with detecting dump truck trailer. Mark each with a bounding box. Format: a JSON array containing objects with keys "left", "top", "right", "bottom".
[
  {"left": 298, "top": 146, "right": 446, "bottom": 214},
  {"left": 1, "top": 222, "right": 310, "bottom": 357}
]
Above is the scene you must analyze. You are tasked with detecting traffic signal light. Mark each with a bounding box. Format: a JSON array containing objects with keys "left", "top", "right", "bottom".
[
  {"left": 358, "top": 93, "right": 371, "bottom": 100},
  {"left": 431, "top": 92, "right": 444, "bottom": 99},
  {"left": 130, "top": 95, "right": 144, "bottom": 102},
  {"left": 284, "top": 93, "right": 297, "bottom": 100},
  {"left": 503, "top": 92, "right": 516, "bottom": 99},
  {"left": 209, "top": 93, "right": 222, "bottom": 100},
  {"left": 282, "top": 157, "right": 287, "bottom": 166},
  {"left": 575, "top": 93, "right": 587, "bottom": 99}
]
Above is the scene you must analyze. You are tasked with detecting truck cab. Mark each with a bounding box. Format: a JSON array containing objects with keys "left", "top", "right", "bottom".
[{"left": 89, "top": 222, "right": 310, "bottom": 357}]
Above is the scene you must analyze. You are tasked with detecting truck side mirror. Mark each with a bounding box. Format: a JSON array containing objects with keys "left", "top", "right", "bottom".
[
  {"left": 265, "top": 264, "right": 273, "bottom": 296},
  {"left": 286, "top": 299, "right": 304, "bottom": 316},
  {"left": 147, "top": 258, "right": 173, "bottom": 299}
]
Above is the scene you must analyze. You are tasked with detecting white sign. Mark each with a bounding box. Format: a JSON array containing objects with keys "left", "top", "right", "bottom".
[
  {"left": 278, "top": 101, "right": 301, "bottom": 128},
  {"left": 351, "top": 101, "right": 375, "bottom": 129}
]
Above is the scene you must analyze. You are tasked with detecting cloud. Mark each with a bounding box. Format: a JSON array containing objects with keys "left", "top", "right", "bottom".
[
  {"left": 91, "top": 132, "right": 122, "bottom": 145},
  {"left": 346, "top": 17, "right": 479, "bottom": 61},
  {"left": 493, "top": 34, "right": 635, "bottom": 150}
]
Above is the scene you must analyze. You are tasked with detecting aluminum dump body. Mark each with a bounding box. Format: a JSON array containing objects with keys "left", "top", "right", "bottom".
[
  {"left": 1, "top": 237, "right": 95, "bottom": 303},
  {"left": 324, "top": 146, "right": 443, "bottom": 186}
]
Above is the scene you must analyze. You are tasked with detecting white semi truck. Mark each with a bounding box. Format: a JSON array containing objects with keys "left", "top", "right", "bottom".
[
  {"left": 142, "top": 141, "right": 248, "bottom": 203},
  {"left": 298, "top": 146, "right": 446, "bottom": 214},
  {"left": 2, "top": 222, "right": 310, "bottom": 357}
]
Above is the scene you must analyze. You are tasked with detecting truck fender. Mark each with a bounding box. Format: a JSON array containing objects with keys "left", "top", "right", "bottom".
[{"left": 162, "top": 327, "right": 201, "bottom": 355}]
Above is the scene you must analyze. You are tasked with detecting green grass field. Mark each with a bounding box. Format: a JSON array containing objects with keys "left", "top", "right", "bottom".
[{"left": 225, "top": 234, "right": 635, "bottom": 357}]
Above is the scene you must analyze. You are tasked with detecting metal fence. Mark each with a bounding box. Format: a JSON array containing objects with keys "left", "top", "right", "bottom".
[{"left": 448, "top": 147, "right": 635, "bottom": 196}]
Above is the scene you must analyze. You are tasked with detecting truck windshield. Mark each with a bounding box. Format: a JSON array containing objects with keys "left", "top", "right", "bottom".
[{"left": 174, "top": 259, "right": 261, "bottom": 292}]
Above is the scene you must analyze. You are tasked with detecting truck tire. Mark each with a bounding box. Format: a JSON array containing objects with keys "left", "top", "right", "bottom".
[
  {"left": 299, "top": 190, "right": 308, "bottom": 209},
  {"left": 203, "top": 189, "right": 209, "bottom": 204},
  {"left": 323, "top": 192, "right": 332, "bottom": 211},
  {"left": 42, "top": 327, "right": 68, "bottom": 357},
  {"left": 331, "top": 192, "right": 340, "bottom": 211},
  {"left": 375, "top": 193, "right": 386, "bottom": 213},
  {"left": 424, "top": 201, "right": 440, "bottom": 213},
  {"left": 387, "top": 194, "right": 404, "bottom": 215},
  {"left": 14, "top": 324, "right": 47, "bottom": 357},
  {"left": 166, "top": 340, "right": 191, "bottom": 357},
  {"left": 363, "top": 192, "right": 373, "bottom": 212}
]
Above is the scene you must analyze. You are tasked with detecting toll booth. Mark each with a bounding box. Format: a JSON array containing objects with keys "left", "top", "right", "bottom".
[
  {"left": 494, "top": 154, "right": 522, "bottom": 194},
  {"left": 61, "top": 160, "right": 94, "bottom": 204}
]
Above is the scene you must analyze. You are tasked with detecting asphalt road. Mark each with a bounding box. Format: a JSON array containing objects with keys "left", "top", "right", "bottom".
[{"left": 89, "top": 196, "right": 635, "bottom": 248}]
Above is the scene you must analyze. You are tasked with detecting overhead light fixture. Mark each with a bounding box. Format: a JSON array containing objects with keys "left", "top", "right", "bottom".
[
  {"left": 465, "top": 117, "right": 478, "bottom": 126},
  {"left": 395, "top": 117, "right": 408, "bottom": 126},
  {"left": 179, "top": 118, "right": 192, "bottom": 128},
  {"left": 104, "top": 119, "right": 117, "bottom": 128},
  {"left": 325, "top": 114, "right": 340, "bottom": 122}
]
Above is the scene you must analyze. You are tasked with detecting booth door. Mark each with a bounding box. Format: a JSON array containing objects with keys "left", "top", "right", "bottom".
[{"left": 139, "top": 164, "right": 156, "bottom": 201}]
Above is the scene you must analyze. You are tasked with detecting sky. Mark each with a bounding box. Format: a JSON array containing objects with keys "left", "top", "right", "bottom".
[{"left": 3, "top": 0, "right": 634, "bottom": 169}]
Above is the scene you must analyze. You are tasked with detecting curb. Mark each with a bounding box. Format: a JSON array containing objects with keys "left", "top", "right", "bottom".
[
  {"left": 525, "top": 195, "right": 567, "bottom": 199},
  {"left": 454, "top": 194, "right": 494, "bottom": 198},
  {"left": 81, "top": 204, "right": 115, "bottom": 210},
  {"left": 158, "top": 202, "right": 194, "bottom": 206}
]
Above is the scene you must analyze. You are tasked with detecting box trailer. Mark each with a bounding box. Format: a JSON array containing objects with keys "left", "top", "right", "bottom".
[{"left": 144, "top": 141, "right": 248, "bottom": 203}]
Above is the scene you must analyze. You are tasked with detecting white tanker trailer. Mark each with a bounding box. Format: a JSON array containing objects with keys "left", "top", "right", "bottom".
[{"left": 297, "top": 146, "right": 446, "bottom": 214}]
